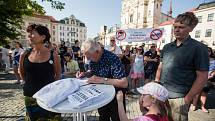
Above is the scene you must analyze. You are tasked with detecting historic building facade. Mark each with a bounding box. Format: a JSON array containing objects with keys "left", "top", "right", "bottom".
[
  {"left": 20, "top": 14, "right": 87, "bottom": 47},
  {"left": 121, "top": 0, "right": 163, "bottom": 29}
]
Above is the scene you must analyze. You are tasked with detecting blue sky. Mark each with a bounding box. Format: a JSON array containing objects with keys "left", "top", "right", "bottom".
[{"left": 37, "top": 0, "right": 211, "bottom": 38}]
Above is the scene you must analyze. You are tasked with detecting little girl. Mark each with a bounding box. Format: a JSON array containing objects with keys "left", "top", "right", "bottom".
[
  {"left": 130, "top": 46, "right": 145, "bottom": 94},
  {"left": 117, "top": 82, "right": 173, "bottom": 121}
]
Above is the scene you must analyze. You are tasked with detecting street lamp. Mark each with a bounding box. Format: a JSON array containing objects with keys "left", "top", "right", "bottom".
[{"left": 103, "top": 26, "right": 107, "bottom": 46}]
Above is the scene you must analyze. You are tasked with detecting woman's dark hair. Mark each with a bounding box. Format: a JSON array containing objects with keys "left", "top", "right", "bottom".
[
  {"left": 14, "top": 41, "right": 23, "bottom": 49},
  {"left": 208, "top": 47, "right": 215, "bottom": 58},
  {"left": 27, "top": 24, "right": 51, "bottom": 43},
  {"left": 4, "top": 44, "right": 10, "bottom": 49}
]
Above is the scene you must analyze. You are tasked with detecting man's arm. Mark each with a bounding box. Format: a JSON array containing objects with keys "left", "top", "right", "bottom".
[
  {"left": 88, "top": 76, "right": 128, "bottom": 88},
  {"left": 184, "top": 70, "right": 208, "bottom": 104},
  {"left": 155, "top": 62, "right": 162, "bottom": 82}
]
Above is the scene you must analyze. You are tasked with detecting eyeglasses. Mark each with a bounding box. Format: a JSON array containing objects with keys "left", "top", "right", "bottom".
[{"left": 111, "top": 40, "right": 115, "bottom": 41}]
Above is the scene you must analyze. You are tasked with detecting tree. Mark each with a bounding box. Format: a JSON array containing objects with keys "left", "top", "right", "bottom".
[{"left": 0, "top": 0, "right": 64, "bottom": 46}]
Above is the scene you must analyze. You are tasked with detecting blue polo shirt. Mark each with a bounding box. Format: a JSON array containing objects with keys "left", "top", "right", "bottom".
[
  {"left": 160, "top": 36, "right": 209, "bottom": 98},
  {"left": 90, "top": 49, "right": 125, "bottom": 79}
]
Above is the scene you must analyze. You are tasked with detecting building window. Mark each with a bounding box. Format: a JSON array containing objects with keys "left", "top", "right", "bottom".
[
  {"left": 205, "top": 29, "right": 212, "bottom": 37},
  {"left": 76, "top": 28, "right": 78, "bottom": 32},
  {"left": 207, "top": 13, "right": 214, "bottom": 22},
  {"left": 67, "top": 27, "right": 69, "bottom": 31},
  {"left": 138, "top": 13, "right": 140, "bottom": 18},
  {"left": 195, "top": 30, "right": 201, "bottom": 38},
  {"left": 71, "top": 20, "right": 75, "bottom": 24},
  {"left": 157, "top": 4, "right": 158, "bottom": 9},
  {"left": 53, "top": 37, "right": 55, "bottom": 42},
  {"left": 53, "top": 31, "right": 55, "bottom": 35},
  {"left": 60, "top": 32, "right": 62, "bottom": 36},
  {"left": 162, "top": 39, "right": 165, "bottom": 43},
  {"left": 53, "top": 26, "right": 55, "bottom": 29},
  {"left": 129, "top": 14, "right": 133, "bottom": 23},
  {"left": 197, "top": 16, "right": 202, "bottom": 23},
  {"left": 60, "top": 26, "right": 62, "bottom": 30}
]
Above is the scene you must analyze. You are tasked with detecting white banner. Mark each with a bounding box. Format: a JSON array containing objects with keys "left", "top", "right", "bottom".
[{"left": 116, "top": 28, "right": 163, "bottom": 42}]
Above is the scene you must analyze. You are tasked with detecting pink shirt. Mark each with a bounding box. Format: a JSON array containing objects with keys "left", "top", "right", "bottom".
[{"left": 133, "top": 116, "right": 154, "bottom": 121}]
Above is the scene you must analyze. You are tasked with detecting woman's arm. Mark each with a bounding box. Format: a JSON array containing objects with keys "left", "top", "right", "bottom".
[{"left": 19, "top": 52, "right": 26, "bottom": 81}]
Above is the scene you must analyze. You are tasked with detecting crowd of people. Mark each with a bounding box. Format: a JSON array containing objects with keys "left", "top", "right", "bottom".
[{"left": 0, "top": 11, "right": 214, "bottom": 121}]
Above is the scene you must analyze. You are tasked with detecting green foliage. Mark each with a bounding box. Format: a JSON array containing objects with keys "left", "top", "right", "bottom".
[
  {"left": 42, "top": 0, "right": 65, "bottom": 10},
  {"left": 0, "top": 0, "right": 64, "bottom": 46}
]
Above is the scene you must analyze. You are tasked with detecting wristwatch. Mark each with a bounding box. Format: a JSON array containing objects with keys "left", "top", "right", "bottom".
[{"left": 104, "top": 78, "right": 108, "bottom": 84}]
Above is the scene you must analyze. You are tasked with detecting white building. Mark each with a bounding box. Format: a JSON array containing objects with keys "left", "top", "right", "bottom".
[
  {"left": 190, "top": 1, "right": 215, "bottom": 49},
  {"left": 121, "top": 0, "right": 163, "bottom": 29},
  {"left": 159, "top": 1, "right": 215, "bottom": 50},
  {"left": 159, "top": 19, "right": 174, "bottom": 49},
  {"left": 21, "top": 14, "right": 87, "bottom": 47},
  {"left": 118, "top": 0, "right": 173, "bottom": 48},
  {"left": 21, "top": 14, "right": 55, "bottom": 47},
  {"left": 57, "top": 15, "right": 87, "bottom": 47}
]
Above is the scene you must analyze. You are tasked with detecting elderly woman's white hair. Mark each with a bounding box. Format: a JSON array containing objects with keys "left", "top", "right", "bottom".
[{"left": 81, "top": 40, "right": 101, "bottom": 53}]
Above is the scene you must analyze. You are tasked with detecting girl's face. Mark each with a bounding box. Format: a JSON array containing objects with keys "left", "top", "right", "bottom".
[
  {"left": 28, "top": 30, "right": 45, "bottom": 44},
  {"left": 140, "top": 94, "right": 153, "bottom": 108},
  {"left": 14, "top": 43, "right": 20, "bottom": 49}
]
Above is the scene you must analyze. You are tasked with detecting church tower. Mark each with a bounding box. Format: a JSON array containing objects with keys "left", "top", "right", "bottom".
[{"left": 121, "top": 0, "right": 163, "bottom": 29}]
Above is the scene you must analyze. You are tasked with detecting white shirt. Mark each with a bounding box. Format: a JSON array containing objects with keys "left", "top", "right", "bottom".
[
  {"left": 105, "top": 45, "right": 122, "bottom": 55},
  {"left": 1, "top": 48, "right": 10, "bottom": 60}
]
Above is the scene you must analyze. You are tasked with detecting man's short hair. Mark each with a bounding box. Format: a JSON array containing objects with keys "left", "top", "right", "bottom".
[
  {"left": 81, "top": 40, "right": 101, "bottom": 53},
  {"left": 175, "top": 12, "right": 198, "bottom": 29}
]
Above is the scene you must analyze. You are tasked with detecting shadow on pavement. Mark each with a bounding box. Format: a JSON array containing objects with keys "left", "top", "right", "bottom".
[
  {"left": 0, "top": 82, "right": 22, "bottom": 90},
  {"left": 0, "top": 73, "right": 16, "bottom": 81}
]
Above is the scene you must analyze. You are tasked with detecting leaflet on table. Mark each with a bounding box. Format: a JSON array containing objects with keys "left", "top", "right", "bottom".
[
  {"left": 33, "top": 78, "right": 89, "bottom": 107},
  {"left": 68, "top": 85, "right": 104, "bottom": 108},
  {"left": 33, "top": 78, "right": 80, "bottom": 107}
]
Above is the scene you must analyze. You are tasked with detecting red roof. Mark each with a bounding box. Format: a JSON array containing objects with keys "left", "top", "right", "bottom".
[
  {"left": 160, "top": 19, "right": 175, "bottom": 26},
  {"left": 188, "top": 8, "right": 197, "bottom": 12},
  {"left": 33, "top": 14, "right": 57, "bottom": 22}
]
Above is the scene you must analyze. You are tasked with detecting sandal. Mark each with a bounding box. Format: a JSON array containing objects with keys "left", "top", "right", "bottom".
[{"left": 201, "top": 107, "right": 209, "bottom": 113}]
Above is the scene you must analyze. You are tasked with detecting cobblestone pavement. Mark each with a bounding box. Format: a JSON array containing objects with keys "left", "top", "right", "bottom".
[{"left": 0, "top": 71, "right": 215, "bottom": 121}]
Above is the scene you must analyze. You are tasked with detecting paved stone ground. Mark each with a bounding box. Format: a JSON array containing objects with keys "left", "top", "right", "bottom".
[{"left": 0, "top": 71, "right": 215, "bottom": 121}]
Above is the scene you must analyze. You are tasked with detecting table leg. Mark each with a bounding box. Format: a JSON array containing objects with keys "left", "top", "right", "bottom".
[{"left": 72, "top": 113, "right": 87, "bottom": 121}]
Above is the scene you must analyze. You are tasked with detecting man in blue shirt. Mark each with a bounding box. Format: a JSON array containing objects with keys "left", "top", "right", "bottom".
[
  {"left": 76, "top": 40, "right": 128, "bottom": 121},
  {"left": 155, "top": 12, "right": 209, "bottom": 121}
]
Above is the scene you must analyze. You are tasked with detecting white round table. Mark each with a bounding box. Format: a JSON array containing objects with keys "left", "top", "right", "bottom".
[{"left": 37, "top": 84, "right": 115, "bottom": 121}]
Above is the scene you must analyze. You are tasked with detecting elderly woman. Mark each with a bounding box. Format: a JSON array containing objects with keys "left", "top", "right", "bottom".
[{"left": 76, "top": 40, "right": 128, "bottom": 121}]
